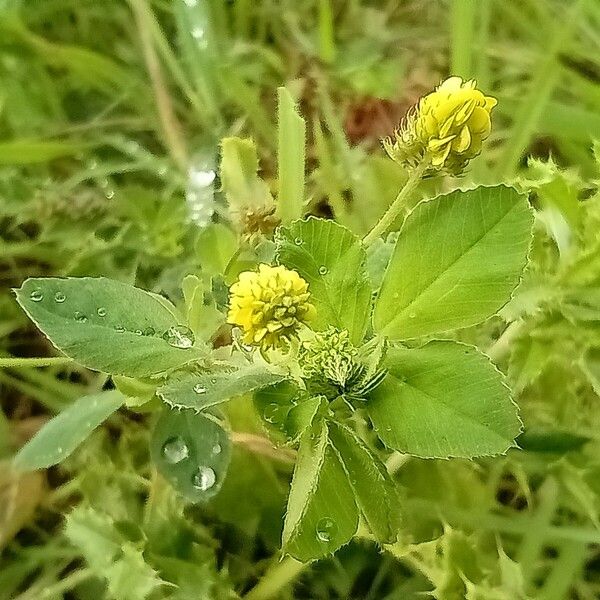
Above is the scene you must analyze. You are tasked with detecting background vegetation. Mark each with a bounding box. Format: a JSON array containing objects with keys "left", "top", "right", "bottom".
[{"left": 2, "top": 0, "right": 600, "bottom": 598}]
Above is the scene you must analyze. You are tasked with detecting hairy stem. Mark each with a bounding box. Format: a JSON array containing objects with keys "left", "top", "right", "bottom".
[
  {"left": 485, "top": 320, "right": 523, "bottom": 363},
  {"left": 362, "top": 158, "right": 429, "bottom": 246},
  {"left": 0, "top": 356, "right": 73, "bottom": 369},
  {"left": 244, "top": 555, "right": 306, "bottom": 600}
]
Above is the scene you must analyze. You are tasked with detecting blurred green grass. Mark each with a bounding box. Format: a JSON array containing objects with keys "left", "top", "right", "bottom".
[{"left": 2, "top": 1, "right": 600, "bottom": 599}]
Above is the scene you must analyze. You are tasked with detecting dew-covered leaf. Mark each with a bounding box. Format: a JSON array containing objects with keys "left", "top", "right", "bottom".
[
  {"left": 158, "top": 364, "right": 287, "bottom": 411},
  {"left": 15, "top": 277, "right": 206, "bottom": 377},
  {"left": 13, "top": 390, "right": 124, "bottom": 471},
  {"left": 374, "top": 185, "right": 533, "bottom": 339},
  {"left": 150, "top": 407, "right": 231, "bottom": 502},
  {"left": 276, "top": 217, "right": 372, "bottom": 344},
  {"left": 282, "top": 420, "right": 359, "bottom": 561},
  {"left": 368, "top": 341, "right": 522, "bottom": 458}
]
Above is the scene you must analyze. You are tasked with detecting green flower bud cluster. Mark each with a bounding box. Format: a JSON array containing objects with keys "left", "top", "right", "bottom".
[{"left": 300, "top": 327, "right": 363, "bottom": 391}]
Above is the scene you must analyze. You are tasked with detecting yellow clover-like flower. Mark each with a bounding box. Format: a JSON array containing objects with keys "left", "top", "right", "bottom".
[
  {"left": 383, "top": 76, "right": 497, "bottom": 175},
  {"left": 227, "top": 264, "right": 316, "bottom": 349}
]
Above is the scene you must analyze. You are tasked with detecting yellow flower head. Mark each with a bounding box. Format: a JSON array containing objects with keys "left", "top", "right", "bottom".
[
  {"left": 383, "top": 76, "right": 497, "bottom": 176},
  {"left": 227, "top": 264, "right": 316, "bottom": 349}
]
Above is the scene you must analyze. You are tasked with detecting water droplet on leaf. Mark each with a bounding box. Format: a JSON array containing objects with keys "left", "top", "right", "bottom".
[
  {"left": 162, "top": 325, "right": 195, "bottom": 349},
  {"left": 193, "top": 383, "right": 206, "bottom": 394},
  {"left": 162, "top": 437, "right": 189, "bottom": 464},
  {"left": 115, "top": 325, "right": 125, "bottom": 333},
  {"left": 294, "top": 237, "right": 303, "bottom": 245},
  {"left": 30, "top": 289, "right": 43, "bottom": 302},
  {"left": 97, "top": 307, "right": 107, "bottom": 317},
  {"left": 318, "top": 266, "right": 328, "bottom": 275},
  {"left": 144, "top": 327, "right": 155, "bottom": 336},
  {"left": 192, "top": 466, "right": 216, "bottom": 491},
  {"left": 74, "top": 311, "right": 87, "bottom": 323},
  {"left": 134, "top": 329, "right": 143, "bottom": 336},
  {"left": 316, "top": 517, "right": 337, "bottom": 542},
  {"left": 54, "top": 291, "right": 66, "bottom": 303},
  {"left": 212, "top": 443, "right": 222, "bottom": 455}
]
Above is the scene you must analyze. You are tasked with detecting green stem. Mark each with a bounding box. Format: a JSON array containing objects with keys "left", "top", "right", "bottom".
[
  {"left": 0, "top": 356, "right": 73, "bottom": 369},
  {"left": 244, "top": 556, "right": 307, "bottom": 600},
  {"left": 485, "top": 320, "right": 523, "bottom": 363},
  {"left": 362, "top": 159, "right": 429, "bottom": 246},
  {"left": 14, "top": 568, "right": 92, "bottom": 600}
]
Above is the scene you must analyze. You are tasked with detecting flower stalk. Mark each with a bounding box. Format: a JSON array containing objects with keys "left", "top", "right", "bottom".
[{"left": 362, "top": 157, "right": 429, "bottom": 246}]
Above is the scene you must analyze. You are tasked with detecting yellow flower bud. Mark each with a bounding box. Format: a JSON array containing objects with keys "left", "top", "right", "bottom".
[
  {"left": 227, "top": 264, "right": 316, "bottom": 349},
  {"left": 383, "top": 76, "right": 497, "bottom": 176}
]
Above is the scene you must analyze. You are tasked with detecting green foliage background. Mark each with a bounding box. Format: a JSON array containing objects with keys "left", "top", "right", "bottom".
[{"left": 2, "top": 0, "right": 600, "bottom": 598}]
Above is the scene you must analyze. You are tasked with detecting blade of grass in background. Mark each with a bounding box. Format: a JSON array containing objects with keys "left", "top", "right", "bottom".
[
  {"left": 129, "top": 0, "right": 188, "bottom": 171},
  {"left": 318, "top": 0, "right": 336, "bottom": 65},
  {"left": 495, "top": 0, "right": 589, "bottom": 178},
  {"left": 173, "top": 0, "right": 223, "bottom": 131},
  {"left": 0, "top": 139, "right": 84, "bottom": 164},
  {"left": 450, "top": 0, "right": 477, "bottom": 78},
  {"left": 277, "top": 87, "right": 306, "bottom": 223},
  {"left": 474, "top": 0, "right": 491, "bottom": 88}
]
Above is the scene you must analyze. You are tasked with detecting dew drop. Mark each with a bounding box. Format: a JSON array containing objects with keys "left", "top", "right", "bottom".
[
  {"left": 192, "top": 466, "right": 216, "bottom": 491},
  {"left": 97, "top": 307, "right": 107, "bottom": 317},
  {"left": 316, "top": 517, "right": 337, "bottom": 543},
  {"left": 135, "top": 329, "right": 143, "bottom": 336},
  {"left": 193, "top": 383, "right": 207, "bottom": 394},
  {"left": 212, "top": 443, "right": 222, "bottom": 455},
  {"left": 74, "top": 311, "right": 87, "bottom": 323},
  {"left": 115, "top": 325, "right": 125, "bottom": 333},
  {"left": 294, "top": 237, "right": 303, "bottom": 245},
  {"left": 162, "top": 437, "right": 190, "bottom": 464},
  {"left": 143, "top": 327, "right": 155, "bottom": 336},
  {"left": 191, "top": 26, "right": 206, "bottom": 42},
  {"left": 318, "top": 266, "right": 328, "bottom": 275},
  {"left": 186, "top": 156, "right": 216, "bottom": 228},
  {"left": 210, "top": 378, "right": 217, "bottom": 384},
  {"left": 263, "top": 403, "right": 283, "bottom": 424},
  {"left": 54, "top": 291, "right": 66, "bottom": 303},
  {"left": 30, "top": 289, "right": 44, "bottom": 302},
  {"left": 409, "top": 313, "right": 416, "bottom": 319},
  {"left": 162, "top": 325, "right": 195, "bottom": 349}
]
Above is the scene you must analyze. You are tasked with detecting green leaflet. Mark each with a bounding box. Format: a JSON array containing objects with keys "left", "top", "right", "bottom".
[
  {"left": 368, "top": 341, "right": 522, "bottom": 458},
  {"left": 374, "top": 185, "right": 533, "bottom": 339},
  {"left": 15, "top": 277, "right": 206, "bottom": 377},
  {"left": 282, "top": 420, "right": 359, "bottom": 561},
  {"left": 150, "top": 407, "right": 231, "bottom": 503},
  {"left": 14, "top": 390, "right": 124, "bottom": 470},
  {"left": 157, "top": 364, "right": 287, "bottom": 411},
  {"left": 276, "top": 217, "right": 372, "bottom": 344},
  {"left": 329, "top": 422, "right": 401, "bottom": 544}
]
